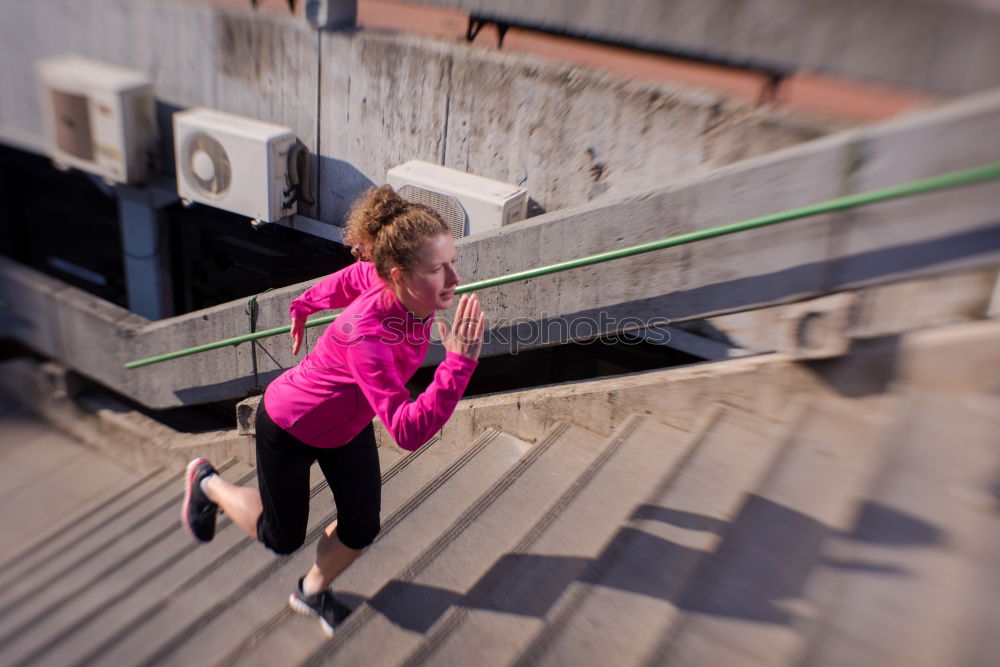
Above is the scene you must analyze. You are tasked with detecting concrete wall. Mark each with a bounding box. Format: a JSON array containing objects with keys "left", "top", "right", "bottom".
[
  {"left": 1, "top": 88, "right": 997, "bottom": 409},
  {"left": 0, "top": 1, "right": 321, "bottom": 150},
  {"left": 0, "top": 0, "right": 321, "bottom": 207},
  {"left": 317, "top": 31, "right": 834, "bottom": 221},
  {"left": 0, "top": 0, "right": 836, "bottom": 226},
  {"left": 413, "top": 0, "right": 1000, "bottom": 95}
]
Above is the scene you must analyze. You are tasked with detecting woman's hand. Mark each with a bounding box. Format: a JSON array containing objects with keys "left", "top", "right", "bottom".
[
  {"left": 438, "top": 293, "right": 485, "bottom": 360},
  {"left": 291, "top": 316, "right": 306, "bottom": 356}
]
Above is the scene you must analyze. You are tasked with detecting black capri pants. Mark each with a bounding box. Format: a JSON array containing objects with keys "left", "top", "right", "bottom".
[{"left": 255, "top": 403, "right": 382, "bottom": 555}]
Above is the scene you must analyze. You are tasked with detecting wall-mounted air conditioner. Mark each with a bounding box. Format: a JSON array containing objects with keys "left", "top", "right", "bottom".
[
  {"left": 174, "top": 108, "right": 304, "bottom": 224},
  {"left": 37, "top": 55, "right": 157, "bottom": 184},
  {"left": 386, "top": 160, "right": 528, "bottom": 239}
]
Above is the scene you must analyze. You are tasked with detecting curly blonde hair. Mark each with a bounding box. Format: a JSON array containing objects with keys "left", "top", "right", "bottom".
[{"left": 342, "top": 185, "right": 449, "bottom": 282}]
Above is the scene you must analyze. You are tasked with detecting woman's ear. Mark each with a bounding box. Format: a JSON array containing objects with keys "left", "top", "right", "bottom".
[{"left": 389, "top": 265, "right": 405, "bottom": 286}]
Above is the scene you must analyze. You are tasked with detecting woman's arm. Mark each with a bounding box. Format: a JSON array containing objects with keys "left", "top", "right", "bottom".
[
  {"left": 345, "top": 342, "right": 478, "bottom": 451},
  {"left": 346, "top": 294, "right": 485, "bottom": 450},
  {"left": 289, "top": 261, "right": 378, "bottom": 355},
  {"left": 289, "top": 261, "right": 378, "bottom": 320}
]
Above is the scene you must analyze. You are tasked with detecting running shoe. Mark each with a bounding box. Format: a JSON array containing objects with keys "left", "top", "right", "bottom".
[
  {"left": 289, "top": 577, "right": 352, "bottom": 637},
  {"left": 182, "top": 458, "right": 218, "bottom": 542}
]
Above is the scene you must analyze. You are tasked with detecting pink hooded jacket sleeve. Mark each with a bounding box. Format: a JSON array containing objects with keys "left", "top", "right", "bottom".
[
  {"left": 289, "top": 262, "right": 378, "bottom": 320},
  {"left": 344, "top": 338, "right": 478, "bottom": 451}
]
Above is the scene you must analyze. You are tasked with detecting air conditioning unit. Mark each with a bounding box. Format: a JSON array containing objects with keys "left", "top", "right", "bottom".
[
  {"left": 386, "top": 160, "right": 528, "bottom": 239},
  {"left": 174, "top": 108, "right": 301, "bottom": 224},
  {"left": 37, "top": 55, "right": 157, "bottom": 184}
]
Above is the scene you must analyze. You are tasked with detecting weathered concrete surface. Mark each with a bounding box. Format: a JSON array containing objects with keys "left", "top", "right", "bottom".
[
  {"left": 0, "top": 315, "right": 996, "bottom": 666},
  {"left": 458, "top": 89, "right": 1000, "bottom": 360},
  {"left": 701, "top": 267, "right": 1000, "bottom": 355},
  {"left": 414, "top": 0, "right": 1000, "bottom": 95},
  {"left": 429, "top": 316, "right": 1000, "bottom": 449},
  {"left": 0, "top": 1, "right": 322, "bottom": 213},
  {"left": 0, "top": 394, "right": 135, "bottom": 564},
  {"left": 0, "top": 0, "right": 838, "bottom": 226},
  {"left": 0, "top": 359, "right": 255, "bottom": 471},
  {"left": 0, "top": 0, "right": 989, "bottom": 249},
  {"left": 440, "top": 42, "right": 824, "bottom": 214},
  {"left": 317, "top": 30, "right": 834, "bottom": 222},
  {"left": 318, "top": 32, "right": 452, "bottom": 222},
  {"left": 895, "top": 319, "right": 1000, "bottom": 396},
  {"left": 241, "top": 315, "right": 1000, "bottom": 452},
  {"left": 777, "top": 292, "right": 857, "bottom": 360},
  {"left": 794, "top": 392, "right": 999, "bottom": 667},
  {"left": 1, "top": 89, "right": 997, "bottom": 409}
]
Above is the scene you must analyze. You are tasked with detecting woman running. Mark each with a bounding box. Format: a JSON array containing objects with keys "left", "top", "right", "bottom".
[{"left": 180, "top": 185, "right": 485, "bottom": 635}]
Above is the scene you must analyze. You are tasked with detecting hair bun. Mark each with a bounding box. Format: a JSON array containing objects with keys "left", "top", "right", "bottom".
[
  {"left": 365, "top": 185, "right": 408, "bottom": 235},
  {"left": 342, "top": 183, "right": 448, "bottom": 281}
]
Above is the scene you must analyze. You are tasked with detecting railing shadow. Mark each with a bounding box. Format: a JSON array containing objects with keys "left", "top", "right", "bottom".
[{"left": 349, "top": 495, "right": 939, "bottom": 632}]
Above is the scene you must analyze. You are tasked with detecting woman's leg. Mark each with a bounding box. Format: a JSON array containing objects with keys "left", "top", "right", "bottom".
[
  {"left": 302, "top": 520, "right": 362, "bottom": 595},
  {"left": 254, "top": 406, "right": 314, "bottom": 555},
  {"left": 307, "top": 423, "right": 382, "bottom": 594},
  {"left": 204, "top": 475, "right": 263, "bottom": 539}
]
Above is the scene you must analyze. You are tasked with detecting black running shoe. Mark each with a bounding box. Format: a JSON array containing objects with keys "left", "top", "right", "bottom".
[
  {"left": 182, "top": 458, "right": 218, "bottom": 542},
  {"left": 289, "top": 578, "right": 352, "bottom": 637}
]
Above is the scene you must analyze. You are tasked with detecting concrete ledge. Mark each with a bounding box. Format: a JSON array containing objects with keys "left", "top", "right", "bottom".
[
  {"left": 2, "top": 90, "right": 998, "bottom": 409},
  {"left": 446, "top": 316, "right": 1000, "bottom": 446},
  {"left": 358, "top": 0, "right": 468, "bottom": 39},
  {"left": 233, "top": 352, "right": 803, "bottom": 447},
  {"left": 357, "top": 1, "right": 945, "bottom": 119},
  {"left": 679, "top": 267, "right": 1000, "bottom": 356},
  {"left": 218, "top": 318, "right": 998, "bottom": 461},
  {"left": 775, "top": 71, "right": 935, "bottom": 121},
  {"left": 895, "top": 318, "right": 1000, "bottom": 395},
  {"left": 403, "top": 0, "right": 1000, "bottom": 96},
  {"left": 778, "top": 293, "right": 857, "bottom": 360},
  {"left": 501, "top": 27, "right": 770, "bottom": 103},
  {"left": 0, "top": 359, "right": 254, "bottom": 472}
]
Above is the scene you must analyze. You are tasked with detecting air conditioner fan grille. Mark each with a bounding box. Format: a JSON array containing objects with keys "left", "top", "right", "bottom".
[
  {"left": 182, "top": 132, "right": 232, "bottom": 197},
  {"left": 398, "top": 184, "right": 466, "bottom": 239}
]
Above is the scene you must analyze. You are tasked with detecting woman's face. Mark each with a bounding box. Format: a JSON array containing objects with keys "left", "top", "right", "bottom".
[{"left": 392, "top": 233, "right": 460, "bottom": 318}]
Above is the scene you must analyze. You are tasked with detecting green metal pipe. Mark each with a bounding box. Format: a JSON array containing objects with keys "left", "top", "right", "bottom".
[{"left": 124, "top": 160, "right": 1000, "bottom": 369}]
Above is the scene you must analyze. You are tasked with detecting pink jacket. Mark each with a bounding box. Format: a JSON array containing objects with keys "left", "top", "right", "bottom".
[{"left": 263, "top": 261, "right": 478, "bottom": 450}]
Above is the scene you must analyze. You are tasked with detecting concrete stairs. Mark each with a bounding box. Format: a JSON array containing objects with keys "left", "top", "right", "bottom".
[
  {"left": 798, "top": 393, "right": 1000, "bottom": 667},
  {"left": 0, "top": 370, "right": 996, "bottom": 666},
  {"left": 0, "top": 398, "right": 136, "bottom": 567}
]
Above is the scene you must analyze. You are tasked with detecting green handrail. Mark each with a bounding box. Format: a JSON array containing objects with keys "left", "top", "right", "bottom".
[{"left": 124, "top": 160, "right": 1000, "bottom": 369}]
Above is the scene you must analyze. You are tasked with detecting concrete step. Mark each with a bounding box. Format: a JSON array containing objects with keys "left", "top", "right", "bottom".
[
  {"left": 400, "top": 414, "right": 695, "bottom": 666},
  {"left": 302, "top": 422, "right": 607, "bottom": 667},
  {"left": 799, "top": 393, "right": 1000, "bottom": 667},
  {"left": 0, "top": 411, "right": 135, "bottom": 564},
  {"left": 0, "top": 460, "right": 256, "bottom": 667},
  {"left": 0, "top": 460, "right": 247, "bottom": 620},
  {"left": 188, "top": 429, "right": 534, "bottom": 667},
  {"left": 519, "top": 405, "right": 787, "bottom": 667},
  {"left": 70, "top": 445, "right": 393, "bottom": 667},
  {"left": 0, "top": 457, "right": 240, "bottom": 626},
  {"left": 653, "top": 400, "right": 891, "bottom": 666},
  {"left": 28, "top": 465, "right": 332, "bottom": 667},
  {"left": 0, "top": 407, "right": 86, "bottom": 499},
  {"left": 0, "top": 465, "right": 169, "bottom": 590},
  {"left": 0, "top": 460, "right": 230, "bottom": 620},
  {"left": 92, "top": 429, "right": 530, "bottom": 667}
]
